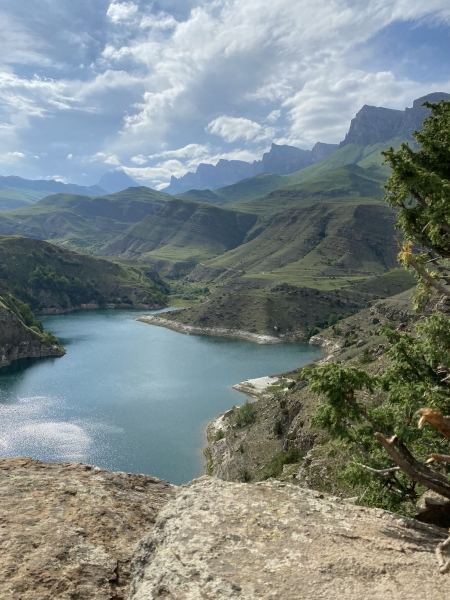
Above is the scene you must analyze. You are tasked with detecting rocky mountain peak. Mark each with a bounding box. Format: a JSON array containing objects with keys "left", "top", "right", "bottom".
[
  {"left": 98, "top": 169, "right": 140, "bottom": 194},
  {"left": 340, "top": 91, "right": 450, "bottom": 148}
]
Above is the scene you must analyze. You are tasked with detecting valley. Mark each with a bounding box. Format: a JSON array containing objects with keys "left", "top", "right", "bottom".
[
  {"left": 0, "top": 95, "right": 439, "bottom": 346},
  {"left": 0, "top": 92, "right": 444, "bottom": 491}
]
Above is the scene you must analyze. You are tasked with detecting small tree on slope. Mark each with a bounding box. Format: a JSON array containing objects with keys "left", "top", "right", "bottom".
[{"left": 302, "top": 100, "right": 450, "bottom": 572}]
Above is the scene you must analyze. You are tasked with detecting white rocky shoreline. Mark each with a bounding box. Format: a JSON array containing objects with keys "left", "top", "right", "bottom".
[{"left": 136, "top": 314, "right": 282, "bottom": 344}]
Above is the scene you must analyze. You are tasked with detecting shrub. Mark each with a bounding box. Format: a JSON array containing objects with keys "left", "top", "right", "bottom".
[
  {"left": 214, "top": 430, "right": 225, "bottom": 442},
  {"left": 234, "top": 400, "right": 257, "bottom": 427},
  {"left": 273, "top": 420, "right": 283, "bottom": 436},
  {"left": 262, "top": 447, "right": 303, "bottom": 479}
]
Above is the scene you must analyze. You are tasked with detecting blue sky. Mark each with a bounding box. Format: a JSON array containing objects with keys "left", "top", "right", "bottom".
[{"left": 0, "top": 0, "right": 449, "bottom": 189}]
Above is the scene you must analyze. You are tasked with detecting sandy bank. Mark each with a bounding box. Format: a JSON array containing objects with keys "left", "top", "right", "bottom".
[
  {"left": 136, "top": 314, "right": 281, "bottom": 344},
  {"left": 232, "top": 375, "right": 295, "bottom": 399}
]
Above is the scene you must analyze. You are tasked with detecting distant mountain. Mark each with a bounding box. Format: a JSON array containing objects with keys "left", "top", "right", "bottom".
[
  {"left": 0, "top": 187, "right": 170, "bottom": 254},
  {"left": 164, "top": 142, "right": 338, "bottom": 194},
  {"left": 340, "top": 91, "right": 450, "bottom": 147},
  {"left": 0, "top": 176, "right": 107, "bottom": 210},
  {"left": 98, "top": 169, "right": 140, "bottom": 194}
]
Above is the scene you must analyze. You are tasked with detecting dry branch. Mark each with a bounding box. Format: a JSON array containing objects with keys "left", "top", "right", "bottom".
[
  {"left": 426, "top": 454, "right": 450, "bottom": 465},
  {"left": 418, "top": 408, "right": 450, "bottom": 440},
  {"left": 436, "top": 536, "right": 450, "bottom": 575},
  {"left": 354, "top": 463, "right": 400, "bottom": 477},
  {"left": 374, "top": 433, "right": 450, "bottom": 500}
]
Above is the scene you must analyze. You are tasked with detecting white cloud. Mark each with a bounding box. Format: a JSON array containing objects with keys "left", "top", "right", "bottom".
[
  {"left": 131, "top": 154, "right": 147, "bottom": 164},
  {"left": 266, "top": 110, "right": 281, "bottom": 124},
  {"left": 106, "top": 2, "right": 138, "bottom": 24},
  {"left": 1, "top": 0, "right": 450, "bottom": 184},
  {"left": 206, "top": 116, "right": 274, "bottom": 143},
  {"left": 122, "top": 146, "right": 264, "bottom": 186},
  {"left": 140, "top": 13, "right": 178, "bottom": 31},
  {"left": 7, "top": 151, "right": 25, "bottom": 158},
  {"left": 93, "top": 152, "right": 121, "bottom": 166},
  {"left": 283, "top": 70, "right": 450, "bottom": 145}
]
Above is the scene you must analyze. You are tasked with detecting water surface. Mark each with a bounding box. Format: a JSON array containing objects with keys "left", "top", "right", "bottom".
[{"left": 0, "top": 309, "right": 321, "bottom": 484}]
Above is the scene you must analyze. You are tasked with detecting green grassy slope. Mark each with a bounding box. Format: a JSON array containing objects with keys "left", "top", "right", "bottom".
[
  {"left": 101, "top": 198, "right": 258, "bottom": 277},
  {"left": 189, "top": 199, "right": 399, "bottom": 289},
  {"left": 0, "top": 236, "right": 168, "bottom": 312},
  {"left": 178, "top": 173, "right": 284, "bottom": 206},
  {"left": 235, "top": 164, "right": 385, "bottom": 218},
  {"left": 0, "top": 187, "right": 170, "bottom": 253}
]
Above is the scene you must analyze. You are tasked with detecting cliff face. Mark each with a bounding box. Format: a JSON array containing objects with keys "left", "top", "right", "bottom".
[
  {"left": 0, "top": 279, "right": 65, "bottom": 367},
  {"left": 164, "top": 142, "right": 339, "bottom": 194},
  {"left": 129, "top": 477, "right": 446, "bottom": 600},
  {"left": 165, "top": 159, "right": 261, "bottom": 194},
  {"left": 340, "top": 91, "right": 450, "bottom": 147},
  {"left": 0, "top": 457, "right": 174, "bottom": 600},
  {"left": 1, "top": 459, "right": 447, "bottom": 600},
  {"left": 0, "top": 302, "right": 64, "bottom": 367}
]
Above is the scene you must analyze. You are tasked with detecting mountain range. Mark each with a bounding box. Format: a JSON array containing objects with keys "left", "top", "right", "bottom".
[
  {"left": 0, "top": 169, "right": 140, "bottom": 211},
  {"left": 164, "top": 142, "right": 339, "bottom": 194},
  {"left": 165, "top": 92, "right": 450, "bottom": 195}
]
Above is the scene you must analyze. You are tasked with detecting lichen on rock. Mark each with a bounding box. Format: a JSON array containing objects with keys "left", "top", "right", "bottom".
[
  {"left": 0, "top": 457, "right": 174, "bottom": 600},
  {"left": 129, "top": 477, "right": 448, "bottom": 600}
]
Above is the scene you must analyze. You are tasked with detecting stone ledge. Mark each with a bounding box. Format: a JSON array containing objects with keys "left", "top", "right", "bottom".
[{"left": 129, "top": 476, "right": 447, "bottom": 600}]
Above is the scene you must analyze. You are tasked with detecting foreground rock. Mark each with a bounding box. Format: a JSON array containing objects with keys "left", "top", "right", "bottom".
[
  {"left": 0, "top": 457, "right": 174, "bottom": 600},
  {"left": 129, "top": 477, "right": 447, "bottom": 600}
]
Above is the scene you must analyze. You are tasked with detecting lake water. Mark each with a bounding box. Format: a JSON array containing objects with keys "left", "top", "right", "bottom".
[{"left": 0, "top": 309, "right": 321, "bottom": 484}]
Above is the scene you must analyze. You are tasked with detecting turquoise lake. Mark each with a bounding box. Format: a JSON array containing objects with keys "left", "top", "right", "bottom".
[{"left": 0, "top": 309, "right": 321, "bottom": 484}]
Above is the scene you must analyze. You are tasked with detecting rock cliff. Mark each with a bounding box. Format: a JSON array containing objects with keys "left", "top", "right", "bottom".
[
  {"left": 1, "top": 459, "right": 448, "bottom": 599},
  {"left": 129, "top": 477, "right": 447, "bottom": 599},
  {"left": 164, "top": 143, "right": 338, "bottom": 194},
  {"left": 0, "top": 457, "right": 174, "bottom": 600},
  {"left": 0, "top": 280, "right": 65, "bottom": 367},
  {"left": 340, "top": 91, "right": 450, "bottom": 147},
  {"left": 0, "top": 301, "right": 64, "bottom": 367}
]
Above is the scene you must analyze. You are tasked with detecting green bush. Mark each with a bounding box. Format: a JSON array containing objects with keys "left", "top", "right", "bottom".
[
  {"left": 358, "top": 348, "right": 374, "bottom": 364},
  {"left": 234, "top": 401, "right": 257, "bottom": 427},
  {"left": 262, "top": 447, "right": 303, "bottom": 479},
  {"left": 214, "top": 430, "right": 225, "bottom": 442},
  {"left": 273, "top": 420, "right": 283, "bottom": 436},
  {"left": 240, "top": 468, "right": 251, "bottom": 482}
]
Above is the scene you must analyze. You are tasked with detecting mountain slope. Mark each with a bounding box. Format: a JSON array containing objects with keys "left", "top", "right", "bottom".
[
  {"left": 0, "top": 236, "right": 168, "bottom": 313},
  {"left": 98, "top": 169, "right": 140, "bottom": 193},
  {"left": 180, "top": 92, "right": 449, "bottom": 208},
  {"left": 0, "top": 175, "right": 107, "bottom": 209},
  {"left": 0, "top": 278, "right": 65, "bottom": 367},
  {"left": 101, "top": 198, "right": 258, "bottom": 277},
  {"left": 0, "top": 187, "right": 170, "bottom": 253}
]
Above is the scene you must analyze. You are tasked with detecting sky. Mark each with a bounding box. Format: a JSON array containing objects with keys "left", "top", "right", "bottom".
[{"left": 0, "top": 0, "right": 449, "bottom": 190}]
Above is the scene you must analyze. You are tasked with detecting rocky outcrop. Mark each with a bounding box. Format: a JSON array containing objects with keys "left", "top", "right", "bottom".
[
  {"left": 164, "top": 160, "right": 262, "bottom": 194},
  {"left": 129, "top": 477, "right": 448, "bottom": 600},
  {"left": 0, "top": 457, "right": 174, "bottom": 600},
  {"left": 340, "top": 91, "right": 450, "bottom": 147},
  {"left": 0, "top": 301, "right": 64, "bottom": 367},
  {"left": 2, "top": 459, "right": 450, "bottom": 599},
  {"left": 311, "top": 141, "right": 339, "bottom": 162}
]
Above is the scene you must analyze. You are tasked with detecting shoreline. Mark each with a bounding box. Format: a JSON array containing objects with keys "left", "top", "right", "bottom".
[
  {"left": 136, "top": 314, "right": 283, "bottom": 344},
  {"left": 232, "top": 375, "right": 296, "bottom": 400},
  {"left": 36, "top": 301, "right": 167, "bottom": 316}
]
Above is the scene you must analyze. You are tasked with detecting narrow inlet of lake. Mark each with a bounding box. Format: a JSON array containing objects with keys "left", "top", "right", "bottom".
[{"left": 0, "top": 309, "right": 322, "bottom": 484}]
